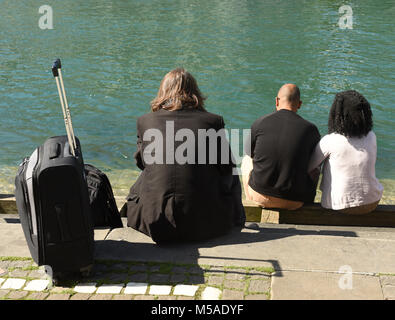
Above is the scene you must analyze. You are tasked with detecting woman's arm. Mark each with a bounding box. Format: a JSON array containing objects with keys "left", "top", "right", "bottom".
[{"left": 308, "top": 135, "right": 331, "bottom": 174}]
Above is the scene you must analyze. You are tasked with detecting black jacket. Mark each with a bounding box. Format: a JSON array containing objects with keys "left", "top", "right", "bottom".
[
  {"left": 247, "top": 109, "right": 320, "bottom": 203},
  {"left": 126, "top": 107, "right": 245, "bottom": 244}
]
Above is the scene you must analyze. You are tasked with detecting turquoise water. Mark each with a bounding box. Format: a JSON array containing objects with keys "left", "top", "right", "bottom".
[{"left": 0, "top": 0, "right": 394, "bottom": 200}]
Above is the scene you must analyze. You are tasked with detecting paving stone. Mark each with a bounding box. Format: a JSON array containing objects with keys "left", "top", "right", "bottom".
[
  {"left": 7, "top": 290, "right": 29, "bottom": 300},
  {"left": 248, "top": 279, "right": 271, "bottom": 293},
  {"left": 171, "top": 266, "right": 188, "bottom": 274},
  {"left": 221, "top": 289, "right": 244, "bottom": 300},
  {"left": 382, "top": 285, "right": 395, "bottom": 299},
  {"left": 201, "top": 287, "right": 221, "bottom": 300},
  {"left": 187, "top": 275, "right": 204, "bottom": 285},
  {"left": 50, "top": 286, "right": 71, "bottom": 293},
  {"left": 110, "top": 263, "right": 130, "bottom": 272},
  {"left": 380, "top": 276, "right": 395, "bottom": 286},
  {"left": 271, "top": 271, "right": 383, "bottom": 300},
  {"left": 225, "top": 270, "right": 247, "bottom": 281},
  {"left": 177, "top": 296, "right": 194, "bottom": 300},
  {"left": 0, "top": 289, "right": 10, "bottom": 298},
  {"left": 124, "top": 282, "right": 148, "bottom": 295},
  {"left": 173, "top": 284, "right": 199, "bottom": 297},
  {"left": 9, "top": 270, "right": 29, "bottom": 277},
  {"left": 224, "top": 279, "right": 246, "bottom": 290},
  {"left": 89, "top": 294, "right": 113, "bottom": 300},
  {"left": 188, "top": 266, "right": 203, "bottom": 274},
  {"left": 113, "top": 294, "right": 134, "bottom": 300},
  {"left": 134, "top": 295, "right": 155, "bottom": 300},
  {"left": 1, "top": 278, "right": 26, "bottom": 290},
  {"left": 0, "top": 278, "right": 5, "bottom": 286},
  {"left": 0, "top": 261, "right": 10, "bottom": 269},
  {"left": 26, "top": 292, "right": 49, "bottom": 300},
  {"left": 74, "top": 283, "right": 97, "bottom": 294},
  {"left": 107, "top": 272, "right": 129, "bottom": 282},
  {"left": 85, "top": 272, "right": 108, "bottom": 282},
  {"left": 206, "top": 266, "right": 225, "bottom": 275},
  {"left": 46, "top": 294, "right": 71, "bottom": 300},
  {"left": 149, "top": 285, "right": 172, "bottom": 295},
  {"left": 24, "top": 280, "right": 50, "bottom": 291},
  {"left": 208, "top": 275, "right": 224, "bottom": 286},
  {"left": 8, "top": 260, "right": 32, "bottom": 268},
  {"left": 129, "top": 273, "right": 148, "bottom": 282},
  {"left": 130, "top": 264, "right": 149, "bottom": 272},
  {"left": 70, "top": 293, "right": 91, "bottom": 300},
  {"left": 150, "top": 265, "right": 161, "bottom": 272},
  {"left": 0, "top": 268, "right": 7, "bottom": 276},
  {"left": 248, "top": 270, "right": 272, "bottom": 278},
  {"left": 96, "top": 283, "right": 124, "bottom": 294},
  {"left": 28, "top": 269, "right": 48, "bottom": 279},
  {"left": 245, "top": 294, "right": 268, "bottom": 300},
  {"left": 170, "top": 273, "right": 187, "bottom": 283},
  {"left": 149, "top": 273, "right": 170, "bottom": 284},
  {"left": 93, "top": 264, "right": 109, "bottom": 272},
  {"left": 157, "top": 295, "right": 177, "bottom": 300}
]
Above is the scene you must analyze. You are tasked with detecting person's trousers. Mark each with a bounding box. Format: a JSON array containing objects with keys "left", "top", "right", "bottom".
[
  {"left": 337, "top": 201, "right": 379, "bottom": 214},
  {"left": 241, "top": 155, "right": 303, "bottom": 210}
]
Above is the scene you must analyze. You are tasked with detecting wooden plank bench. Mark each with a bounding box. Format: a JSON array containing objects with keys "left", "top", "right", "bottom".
[
  {"left": 243, "top": 199, "right": 395, "bottom": 228},
  {"left": 2, "top": 194, "right": 395, "bottom": 228}
]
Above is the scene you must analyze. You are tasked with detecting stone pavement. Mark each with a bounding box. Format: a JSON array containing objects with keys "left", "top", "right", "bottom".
[
  {"left": 0, "top": 215, "right": 394, "bottom": 300},
  {"left": 0, "top": 257, "right": 271, "bottom": 300}
]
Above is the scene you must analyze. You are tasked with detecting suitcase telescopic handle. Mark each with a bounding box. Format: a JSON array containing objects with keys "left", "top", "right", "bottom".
[{"left": 52, "top": 58, "right": 77, "bottom": 156}]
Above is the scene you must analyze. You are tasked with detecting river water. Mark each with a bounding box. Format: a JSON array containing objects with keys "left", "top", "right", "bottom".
[{"left": 0, "top": 0, "right": 394, "bottom": 202}]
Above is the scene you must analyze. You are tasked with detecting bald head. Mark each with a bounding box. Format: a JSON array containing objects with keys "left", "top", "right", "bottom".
[{"left": 276, "top": 84, "right": 302, "bottom": 112}]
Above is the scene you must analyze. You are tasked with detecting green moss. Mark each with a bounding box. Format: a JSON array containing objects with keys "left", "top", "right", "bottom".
[{"left": 0, "top": 256, "right": 32, "bottom": 262}]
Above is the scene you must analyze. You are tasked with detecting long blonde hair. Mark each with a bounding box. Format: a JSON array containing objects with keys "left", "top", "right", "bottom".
[{"left": 151, "top": 68, "right": 206, "bottom": 112}]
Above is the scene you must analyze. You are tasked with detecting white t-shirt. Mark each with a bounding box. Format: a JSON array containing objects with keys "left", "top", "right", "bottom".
[{"left": 308, "top": 131, "right": 383, "bottom": 210}]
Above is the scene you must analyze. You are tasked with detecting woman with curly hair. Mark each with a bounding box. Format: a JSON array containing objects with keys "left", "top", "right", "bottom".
[{"left": 308, "top": 90, "right": 383, "bottom": 214}]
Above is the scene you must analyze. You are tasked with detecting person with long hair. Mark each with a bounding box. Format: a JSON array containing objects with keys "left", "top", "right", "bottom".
[
  {"left": 126, "top": 68, "right": 245, "bottom": 244},
  {"left": 308, "top": 90, "right": 383, "bottom": 214}
]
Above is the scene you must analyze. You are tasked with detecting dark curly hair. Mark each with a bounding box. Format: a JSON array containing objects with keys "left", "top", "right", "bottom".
[{"left": 328, "top": 90, "right": 373, "bottom": 138}]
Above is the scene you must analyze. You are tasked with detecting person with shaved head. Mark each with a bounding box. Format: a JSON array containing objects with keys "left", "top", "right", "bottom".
[{"left": 241, "top": 84, "right": 321, "bottom": 209}]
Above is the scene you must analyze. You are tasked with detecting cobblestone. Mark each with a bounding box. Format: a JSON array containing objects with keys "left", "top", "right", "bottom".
[
  {"left": 46, "top": 293, "right": 71, "bottom": 300},
  {"left": 89, "top": 294, "right": 113, "bottom": 300},
  {"left": 224, "top": 279, "right": 246, "bottom": 290},
  {"left": 70, "top": 293, "right": 92, "bottom": 300},
  {"left": 0, "top": 289, "right": 10, "bottom": 298},
  {"left": 0, "top": 257, "right": 273, "bottom": 300},
  {"left": 26, "top": 292, "right": 49, "bottom": 300},
  {"left": 245, "top": 294, "right": 269, "bottom": 300},
  {"left": 248, "top": 279, "right": 271, "bottom": 293},
  {"left": 221, "top": 289, "right": 244, "bottom": 300},
  {"left": 7, "top": 290, "right": 29, "bottom": 299}
]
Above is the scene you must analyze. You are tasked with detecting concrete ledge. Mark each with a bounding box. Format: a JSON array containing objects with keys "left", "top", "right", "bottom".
[
  {"left": 0, "top": 194, "right": 17, "bottom": 214},
  {"left": 2, "top": 194, "right": 395, "bottom": 228},
  {"left": 0, "top": 194, "right": 126, "bottom": 215},
  {"left": 244, "top": 201, "right": 395, "bottom": 228}
]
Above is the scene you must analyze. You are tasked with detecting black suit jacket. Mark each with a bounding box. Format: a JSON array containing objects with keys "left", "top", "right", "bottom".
[{"left": 126, "top": 107, "right": 245, "bottom": 243}]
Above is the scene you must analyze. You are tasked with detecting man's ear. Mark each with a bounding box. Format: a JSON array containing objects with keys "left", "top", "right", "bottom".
[{"left": 298, "top": 100, "right": 303, "bottom": 109}]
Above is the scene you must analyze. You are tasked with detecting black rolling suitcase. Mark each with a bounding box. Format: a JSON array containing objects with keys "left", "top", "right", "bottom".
[{"left": 14, "top": 59, "right": 94, "bottom": 280}]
